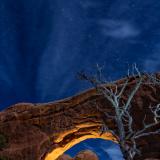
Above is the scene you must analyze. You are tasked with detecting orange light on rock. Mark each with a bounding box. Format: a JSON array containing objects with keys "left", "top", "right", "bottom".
[{"left": 44, "top": 131, "right": 117, "bottom": 160}]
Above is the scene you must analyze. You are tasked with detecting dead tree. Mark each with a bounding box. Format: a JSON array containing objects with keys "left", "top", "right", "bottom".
[{"left": 77, "top": 65, "right": 160, "bottom": 160}]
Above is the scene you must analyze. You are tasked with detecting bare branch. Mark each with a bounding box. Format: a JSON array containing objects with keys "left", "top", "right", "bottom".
[
  {"left": 150, "top": 104, "right": 160, "bottom": 124},
  {"left": 133, "top": 104, "right": 160, "bottom": 139},
  {"left": 124, "top": 77, "right": 142, "bottom": 112},
  {"left": 78, "top": 64, "right": 160, "bottom": 160},
  {"left": 117, "top": 79, "right": 129, "bottom": 98}
]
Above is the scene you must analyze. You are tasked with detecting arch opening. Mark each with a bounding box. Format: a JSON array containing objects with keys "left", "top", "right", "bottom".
[
  {"left": 65, "top": 138, "right": 123, "bottom": 160},
  {"left": 44, "top": 132, "right": 118, "bottom": 160}
]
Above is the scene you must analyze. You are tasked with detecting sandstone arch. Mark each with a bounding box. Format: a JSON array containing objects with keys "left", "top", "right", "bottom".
[
  {"left": 45, "top": 134, "right": 116, "bottom": 160},
  {"left": 0, "top": 76, "right": 160, "bottom": 160}
]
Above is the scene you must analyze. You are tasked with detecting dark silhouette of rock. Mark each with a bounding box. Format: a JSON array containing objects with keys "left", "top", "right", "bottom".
[{"left": 0, "top": 74, "right": 160, "bottom": 160}]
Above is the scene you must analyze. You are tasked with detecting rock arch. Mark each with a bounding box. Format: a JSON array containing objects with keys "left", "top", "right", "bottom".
[
  {"left": 0, "top": 76, "right": 160, "bottom": 160},
  {"left": 45, "top": 133, "right": 116, "bottom": 160}
]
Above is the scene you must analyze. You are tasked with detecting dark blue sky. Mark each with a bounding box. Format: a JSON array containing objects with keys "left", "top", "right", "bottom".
[
  {"left": 0, "top": 0, "right": 160, "bottom": 110},
  {"left": 0, "top": 0, "right": 160, "bottom": 159}
]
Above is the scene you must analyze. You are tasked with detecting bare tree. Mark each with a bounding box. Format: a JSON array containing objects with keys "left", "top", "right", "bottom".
[{"left": 77, "top": 64, "right": 160, "bottom": 160}]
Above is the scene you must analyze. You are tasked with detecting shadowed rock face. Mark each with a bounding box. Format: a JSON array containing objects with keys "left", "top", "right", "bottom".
[
  {"left": 57, "top": 150, "right": 99, "bottom": 160},
  {"left": 0, "top": 75, "right": 160, "bottom": 160}
]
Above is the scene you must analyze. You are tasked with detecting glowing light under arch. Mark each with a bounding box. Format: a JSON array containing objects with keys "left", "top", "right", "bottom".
[{"left": 44, "top": 131, "right": 117, "bottom": 160}]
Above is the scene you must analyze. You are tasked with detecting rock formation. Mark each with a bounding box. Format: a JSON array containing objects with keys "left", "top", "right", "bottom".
[
  {"left": 57, "top": 150, "right": 99, "bottom": 160},
  {"left": 74, "top": 150, "right": 99, "bottom": 160},
  {"left": 0, "top": 75, "right": 160, "bottom": 160},
  {"left": 57, "top": 154, "right": 72, "bottom": 160}
]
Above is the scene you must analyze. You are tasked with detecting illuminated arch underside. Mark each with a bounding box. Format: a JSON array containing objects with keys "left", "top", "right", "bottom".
[{"left": 45, "top": 130, "right": 116, "bottom": 160}]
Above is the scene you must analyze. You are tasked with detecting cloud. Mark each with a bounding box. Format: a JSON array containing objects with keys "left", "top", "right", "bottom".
[
  {"left": 143, "top": 44, "right": 160, "bottom": 72},
  {"left": 99, "top": 19, "right": 140, "bottom": 39}
]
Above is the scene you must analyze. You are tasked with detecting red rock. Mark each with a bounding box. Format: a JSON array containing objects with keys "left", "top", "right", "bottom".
[
  {"left": 74, "top": 150, "right": 99, "bottom": 160},
  {"left": 57, "top": 154, "right": 73, "bottom": 160},
  {"left": 0, "top": 75, "right": 160, "bottom": 160},
  {"left": 57, "top": 150, "right": 99, "bottom": 160}
]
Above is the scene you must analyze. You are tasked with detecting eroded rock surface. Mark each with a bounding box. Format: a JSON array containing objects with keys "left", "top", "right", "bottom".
[
  {"left": 74, "top": 150, "right": 99, "bottom": 160},
  {"left": 57, "top": 154, "right": 73, "bottom": 160},
  {"left": 57, "top": 150, "right": 99, "bottom": 160},
  {"left": 0, "top": 75, "right": 160, "bottom": 160}
]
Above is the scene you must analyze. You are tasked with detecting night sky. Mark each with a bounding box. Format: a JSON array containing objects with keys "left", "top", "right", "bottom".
[{"left": 0, "top": 0, "right": 160, "bottom": 159}]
